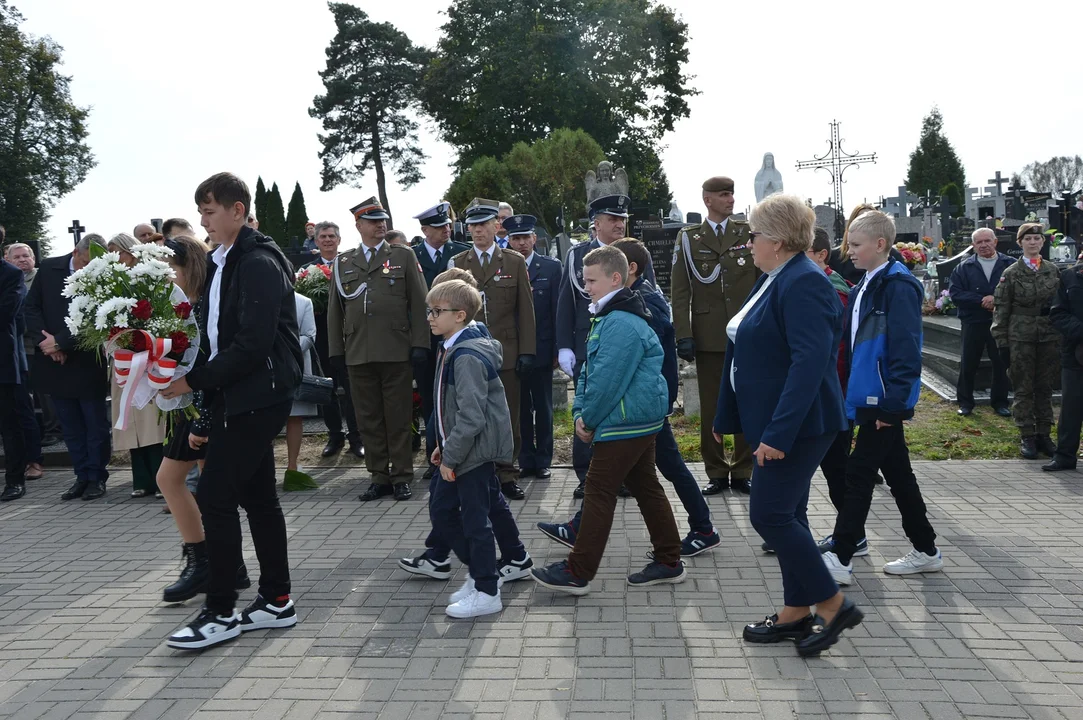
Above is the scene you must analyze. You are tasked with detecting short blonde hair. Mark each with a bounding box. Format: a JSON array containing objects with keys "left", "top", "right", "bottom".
[
  {"left": 583, "top": 244, "right": 628, "bottom": 285},
  {"left": 750, "top": 194, "right": 816, "bottom": 253},
  {"left": 847, "top": 210, "right": 896, "bottom": 249},
  {"left": 433, "top": 267, "right": 478, "bottom": 288},
  {"left": 427, "top": 279, "right": 482, "bottom": 319}
]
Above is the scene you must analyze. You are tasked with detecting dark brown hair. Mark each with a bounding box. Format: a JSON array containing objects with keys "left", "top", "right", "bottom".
[
  {"left": 162, "top": 218, "right": 195, "bottom": 237},
  {"left": 167, "top": 235, "right": 210, "bottom": 300},
  {"left": 612, "top": 238, "right": 650, "bottom": 279},
  {"left": 194, "top": 172, "right": 251, "bottom": 216},
  {"left": 811, "top": 226, "right": 832, "bottom": 254}
]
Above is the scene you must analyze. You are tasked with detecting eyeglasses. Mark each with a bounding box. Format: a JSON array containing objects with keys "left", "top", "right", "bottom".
[
  {"left": 748, "top": 231, "right": 765, "bottom": 242},
  {"left": 426, "top": 307, "right": 462, "bottom": 318}
]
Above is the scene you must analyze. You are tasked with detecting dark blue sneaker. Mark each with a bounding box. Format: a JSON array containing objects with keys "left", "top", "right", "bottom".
[
  {"left": 627, "top": 560, "right": 687, "bottom": 587},
  {"left": 817, "top": 535, "right": 869, "bottom": 557},
  {"left": 531, "top": 560, "right": 590, "bottom": 596},
  {"left": 537, "top": 520, "right": 578, "bottom": 549},
  {"left": 681, "top": 530, "right": 721, "bottom": 557}
]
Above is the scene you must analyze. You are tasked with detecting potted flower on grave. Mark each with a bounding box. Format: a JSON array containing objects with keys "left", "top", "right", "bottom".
[
  {"left": 934, "top": 289, "right": 956, "bottom": 316},
  {"left": 894, "top": 241, "right": 927, "bottom": 271}
]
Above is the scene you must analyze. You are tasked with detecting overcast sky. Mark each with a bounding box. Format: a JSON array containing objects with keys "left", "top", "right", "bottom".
[{"left": 23, "top": 0, "right": 1083, "bottom": 255}]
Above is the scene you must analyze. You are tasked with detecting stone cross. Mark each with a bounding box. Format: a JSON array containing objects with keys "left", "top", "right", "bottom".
[
  {"left": 67, "top": 220, "right": 85, "bottom": 246},
  {"left": 884, "top": 185, "right": 918, "bottom": 218},
  {"left": 987, "top": 171, "right": 1008, "bottom": 197}
]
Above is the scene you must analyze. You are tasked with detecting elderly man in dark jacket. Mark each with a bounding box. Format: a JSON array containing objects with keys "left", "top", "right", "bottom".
[
  {"left": 0, "top": 258, "right": 28, "bottom": 501},
  {"left": 948, "top": 228, "right": 1014, "bottom": 416}
]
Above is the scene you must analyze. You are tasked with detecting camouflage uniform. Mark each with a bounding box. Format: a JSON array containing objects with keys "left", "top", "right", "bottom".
[{"left": 991, "top": 258, "right": 1061, "bottom": 436}]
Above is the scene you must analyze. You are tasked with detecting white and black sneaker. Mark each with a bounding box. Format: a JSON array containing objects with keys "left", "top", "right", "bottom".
[
  {"left": 497, "top": 553, "right": 534, "bottom": 585},
  {"left": 238, "top": 594, "right": 298, "bottom": 632},
  {"left": 166, "top": 608, "right": 240, "bottom": 650},
  {"left": 398, "top": 554, "right": 452, "bottom": 580}
]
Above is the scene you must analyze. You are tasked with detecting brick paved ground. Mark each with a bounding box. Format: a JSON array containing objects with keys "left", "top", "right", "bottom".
[{"left": 1, "top": 461, "right": 1082, "bottom": 719}]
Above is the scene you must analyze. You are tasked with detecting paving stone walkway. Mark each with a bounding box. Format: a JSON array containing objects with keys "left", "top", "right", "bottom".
[{"left": 1, "top": 461, "right": 1082, "bottom": 719}]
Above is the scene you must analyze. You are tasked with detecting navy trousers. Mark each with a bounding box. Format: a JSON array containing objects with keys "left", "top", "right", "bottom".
[
  {"left": 52, "top": 396, "right": 110, "bottom": 485},
  {"left": 571, "top": 361, "right": 592, "bottom": 483},
  {"left": 423, "top": 462, "right": 525, "bottom": 565},
  {"left": 429, "top": 462, "right": 506, "bottom": 596},
  {"left": 750, "top": 431, "right": 839, "bottom": 608},
  {"left": 519, "top": 365, "right": 554, "bottom": 471}
]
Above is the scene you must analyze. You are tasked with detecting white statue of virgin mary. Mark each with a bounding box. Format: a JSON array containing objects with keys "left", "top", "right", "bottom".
[{"left": 754, "top": 153, "right": 784, "bottom": 203}]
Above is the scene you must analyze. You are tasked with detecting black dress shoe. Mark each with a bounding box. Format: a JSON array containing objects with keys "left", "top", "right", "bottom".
[
  {"left": 702, "top": 478, "right": 727, "bottom": 495},
  {"left": 359, "top": 483, "right": 392, "bottom": 502},
  {"left": 994, "top": 406, "right": 1012, "bottom": 417},
  {"left": 536, "top": 468, "right": 552, "bottom": 480},
  {"left": 796, "top": 598, "right": 864, "bottom": 657},
  {"left": 421, "top": 465, "right": 435, "bottom": 481},
  {"left": 957, "top": 406, "right": 973, "bottom": 417},
  {"left": 731, "top": 477, "right": 750, "bottom": 494},
  {"left": 519, "top": 468, "right": 536, "bottom": 479},
  {"left": 743, "top": 614, "right": 814, "bottom": 643},
  {"left": 1, "top": 484, "right": 26, "bottom": 502},
  {"left": 1020, "top": 435, "right": 1039, "bottom": 460},
  {"left": 393, "top": 482, "right": 413, "bottom": 501},
  {"left": 501, "top": 482, "right": 525, "bottom": 500},
  {"left": 61, "top": 480, "right": 87, "bottom": 501},
  {"left": 321, "top": 437, "right": 345, "bottom": 458},
  {"left": 349, "top": 441, "right": 365, "bottom": 459},
  {"left": 82, "top": 482, "right": 107, "bottom": 500},
  {"left": 1042, "top": 457, "right": 1077, "bottom": 472},
  {"left": 572, "top": 481, "right": 585, "bottom": 499},
  {"left": 1037, "top": 435, "right": 1057, "bottom": 457}
]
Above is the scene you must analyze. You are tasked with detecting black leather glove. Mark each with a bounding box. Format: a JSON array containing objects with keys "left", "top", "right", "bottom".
[
  {"left": 410, "top": 347, "right": 429, "bottom": 371},
  {"left": 515, "top": 354, "right": 535, "bottom": 376},
  {"left": 676, "top": 337, "right": 696, "bottom": 362},
  {"left": 999, "top": 346, "right": 1010, "bottom": 368}
]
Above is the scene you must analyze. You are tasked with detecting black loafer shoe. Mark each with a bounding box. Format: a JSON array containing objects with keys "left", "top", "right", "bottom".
[
  {"left": 359, "top": 483, "right": 392, "bottom": 502},
  {"left": 796, "top": 598, "right": 864, "bottom": 657},
  {"left": 1, "top": 484, "right": 26, "bottom": 502},
  {"left": 702, "top": 478, "right": 727, "bottom": 495},
  {"left": 536, "top": 468, "right": 552, "bottom": 480},
  {"left": 62, "top": 480, "right": 87, "bottom": 501},
  {"left": 393, "top": 482, "right": 413, "bottom": 501},
  {"left": 957, "top": 406, "right": 973, "bottom": 417},
  {"left": 501, "top": 482, "right": 525, "bottom": 500},
  {"left": 743, "top": 614, "right": 814, "bottom": 643},
  {"left": 731, "top": 477, "right": 750, "bottom": 494},
  {"left": 349, "top": 442, "right": 365, "bottom": 459},
  {"left": 519, "top": 468, "right": 536, "bottom": 479},
  {"left": 1042, "top": 457, "right": 1077, "bottom": 472},
  {"left": 82, "top": 482, "right": 107, "bottom": 501},
  {"left": 994, "top": 406, "right": 1012, "bottom": 417},
  {"left": 572, "top": 481, "right": 585, "bottom": 499},
  {"left": 321, "top": 438, "right": 345, "bottom": 458}
]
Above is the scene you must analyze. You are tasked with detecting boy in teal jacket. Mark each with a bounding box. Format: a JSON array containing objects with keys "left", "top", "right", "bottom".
[{"left": 531, "top": 245, "right": 685, "bottom": 595}]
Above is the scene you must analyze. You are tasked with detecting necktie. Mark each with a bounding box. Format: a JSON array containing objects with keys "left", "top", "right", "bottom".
[
  {"left": 434, "top": 247, "right": 442, "bottom": 265},
  {"left": 481, "top": 252, "right": 490, "bottom": 270}
]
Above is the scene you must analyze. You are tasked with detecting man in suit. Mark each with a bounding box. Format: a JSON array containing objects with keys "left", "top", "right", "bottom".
[
  {"left": 327, "top": 197, "right": 430, "bottom": 502},
  {"left": 671, "top": 176, "right": 759, "bottom": 495},
  {"left": 506, "top": 214, "right": 560, "bottom": 480},
  {"left": 448, "top": 198, "right": 536, "bottom": 499},
  {"left": 413, "top": 202, "right": 470, "bottom": 480},
  {"left": 555, "top": 194, "right": 656, "bottom": 498},
  {"left": 0, "top": 258, "right": 28, "bottom": 501},
  {"left": 303, "top": 221, "right": 364, "bottom": 459},
  {"left": 24, "top": 234, "right": 112, "bottom": 501},
  {"left": 495, "top": 203, "right": 514, "bottom": 249}
]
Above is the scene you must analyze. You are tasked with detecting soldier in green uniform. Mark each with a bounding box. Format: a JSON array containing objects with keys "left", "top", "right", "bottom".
[
  {"left": 448, "top": 198, "right": 537, "bottom": 500},
  {"left": 992, "top": 223, "right": 1061, "bottom": 459},
  {"left": 327, "top": 197, "right": 430, "bottom": 501},
  {"left": 671, "top": 176, "right": 760, "bottom": 494}
]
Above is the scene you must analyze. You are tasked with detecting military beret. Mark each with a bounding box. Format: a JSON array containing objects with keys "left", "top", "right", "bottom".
[
  {"left": 702, "top": 176, "right": 734, "bottom": 193},
  {"left": 1016, "top": 223, "right": 1045, "bottom": 241}
]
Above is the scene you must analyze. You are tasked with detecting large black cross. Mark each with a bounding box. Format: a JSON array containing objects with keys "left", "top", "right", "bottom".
[
  {"left": 987, "top": 171, "right": 1008, "bottom": 197},
  {"left": 68, "top": 220, "right": 85, "bottom": 246},
  {"left": 795, "top": 120, "right": 877, "bottom": 236}
]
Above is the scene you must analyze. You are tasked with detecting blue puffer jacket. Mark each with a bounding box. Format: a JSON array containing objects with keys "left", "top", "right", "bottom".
[
  {"left": 845, "top": 258, "right": 924, "bottom": 424},
  {"left": 573, "top": 288, "right": 668, "bottom": 442}
]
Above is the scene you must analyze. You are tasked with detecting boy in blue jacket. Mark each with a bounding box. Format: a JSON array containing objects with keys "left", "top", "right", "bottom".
[
  {"left": 537, "top": 239, "right": 721, "bottom": 557},
  {"left": 822, "top": 211, "right": 942, "bottom": 586},
  {"left": 531, "top": 246, "right": 685, "bottom": 595}
]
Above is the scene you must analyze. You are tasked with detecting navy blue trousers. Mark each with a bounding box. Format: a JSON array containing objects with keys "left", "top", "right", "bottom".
[
  {"left": 422, "top": 463, "right": 525, "bottom": 564},
  {"left": 750, "top": 431, "right": 839, "bottom": 608},
  {"left": 429, "top": 462, "right": 510, "bottom": 596},
  {"left": 571, "top": 361, "right": 592, "bottom": 482},
  {"left": 519, "top": 366, "right": 554, "bottom": 471},
  {"left": 52, "top": 396, "right": 110, "bottom": 485}
]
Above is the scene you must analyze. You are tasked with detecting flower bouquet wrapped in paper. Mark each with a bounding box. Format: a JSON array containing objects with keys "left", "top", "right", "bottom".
[
  {"left": 294, "top": 263, "right": 332, "bottom": 313},
  {"left": 63, "top": 243, "right": 200, "bottom": 430}
]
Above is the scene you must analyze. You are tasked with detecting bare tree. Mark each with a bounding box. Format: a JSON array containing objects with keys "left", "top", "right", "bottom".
[{"left": 1020, "top": 156, "right": 1083, "bottom": 197}]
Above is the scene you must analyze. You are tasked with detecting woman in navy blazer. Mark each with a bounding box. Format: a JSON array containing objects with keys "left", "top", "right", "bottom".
[{"left": 713, "top": 195, "right": 863, "bottom": 657}]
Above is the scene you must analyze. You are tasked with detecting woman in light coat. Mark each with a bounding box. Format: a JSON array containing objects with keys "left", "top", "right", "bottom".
[
  {"left": 107, "top": 233, "right": 166, "bottom": 498},
  {"left": 285, "top": 293, "right": 318, "bottom": 487}
]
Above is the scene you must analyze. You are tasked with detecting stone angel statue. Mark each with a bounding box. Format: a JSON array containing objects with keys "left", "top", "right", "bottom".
[{"left": 585, "top": 161, "right": 630, "bottom": 207}]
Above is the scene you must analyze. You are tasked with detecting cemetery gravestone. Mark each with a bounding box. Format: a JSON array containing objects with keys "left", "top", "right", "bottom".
[{"left": 643, "top": 224, "right": 681, "bottom": 297}]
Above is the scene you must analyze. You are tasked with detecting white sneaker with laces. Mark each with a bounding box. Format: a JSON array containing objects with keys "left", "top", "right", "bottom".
[
  {"left": 238, "top": 595, "right": 297, "bottom": 631},
  {"left": 822, "top": 551, "right": 853, "bottom": 586},
  {"left": 497, "top": 553, "right": 534, "bottom": 584},
  {"left": 166, "top": 608, "right": 240, "bottom": 650},
  {"left": 446, "top": 588, "right": 502, "bottom": 619},
  {"left": 883, "top": 548, "right": 943, "bottom": 576},
  {"left": 449, "top": 578, "right": 474, "bottom": 605}
]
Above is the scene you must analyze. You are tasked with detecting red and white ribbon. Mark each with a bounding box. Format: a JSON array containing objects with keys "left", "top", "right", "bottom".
[{"left": 111, "top": 330, "right": 179, "bottom": 430}]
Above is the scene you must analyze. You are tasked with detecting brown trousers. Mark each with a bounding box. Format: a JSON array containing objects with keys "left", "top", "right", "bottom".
[
  {"left": 498, "top": 369, "right": 520, "bottom": 483},
  {"left": 348, "top": 361, "right": 414, "bottom": 485},
  {"left": 568, "top": 434, "right": 681, "bottom": 581},
  {"left": 695, "top": 350, "right": 753, "bottom": 480}
]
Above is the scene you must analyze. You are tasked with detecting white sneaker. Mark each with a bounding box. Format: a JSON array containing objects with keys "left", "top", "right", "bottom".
[
  {"left": 238, "top": 595, "right": 297, "bottom": 631},
  {"left": 497, "top": 553, "right": 534, "bottom": 585},
  {"left": 449, "top": 578, "right": 474, "bottom": 604},
  {"left": 883, "top": 548, "right": 943, "bottom": 576},
  {"left": 446, "top": 588, "right": 502, "bottom": 619},
  {"left": 822, "top": 551, "right": 853, "bottom": 586},
  {"left": 398, "top": 554, "right": 452, "bottom": 580},
  {"left": 166, "top": 608, "right": 240, "bottom": 650}
]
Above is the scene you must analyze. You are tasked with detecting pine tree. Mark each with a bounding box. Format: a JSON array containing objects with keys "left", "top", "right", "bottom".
[
  {"left": 285, "top": 182, "right": 309, "bottom": 246},
  {"left": 906, "top": 108, "right": 966, "bottom": 199},
  {"left": 254, "top": 176, "right": 267, "bottom": 225},
  {"left": 263, "top": 182, "right": 287, "bottom": 246}
]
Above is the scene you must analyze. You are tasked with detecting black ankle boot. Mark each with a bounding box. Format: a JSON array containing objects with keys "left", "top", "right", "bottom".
[
  {"left": 1020, "top": 435, "right": 1039, "bottom": 460},
  {"left": 162, "top": 542, "right": 209, "bottom": 603}
]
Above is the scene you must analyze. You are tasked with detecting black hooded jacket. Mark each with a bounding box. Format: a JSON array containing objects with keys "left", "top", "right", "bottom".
[{"left": 186, "top": 226, "right": 302, "bottom": 416}]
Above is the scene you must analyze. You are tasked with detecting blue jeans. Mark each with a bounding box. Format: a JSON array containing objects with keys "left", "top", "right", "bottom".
[
  {"left": 571, "top": 419, "right": 712, "bottom": 534},
  {"left": 750, "top": 431, "right": 839, "bottom": 608},
  {"left": 52, "top": 396, "right": 111, "bottom": 484},
  {"left": 423, "top": 463, "right": 525, "bottom": 565},
  {"left": 429, "top": 462, "right": 508, "bottom": 596}
]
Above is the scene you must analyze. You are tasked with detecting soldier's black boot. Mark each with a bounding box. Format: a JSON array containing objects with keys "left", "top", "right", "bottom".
[
  {"left": 1020, "top": 435, "right": 1039, "bottom": 460},
  {"left": 1037, "top": 435, "right": 1056, "bottom": 457},
  {"left": 163, "top": 542, "right": 209, "bottom": 603}
]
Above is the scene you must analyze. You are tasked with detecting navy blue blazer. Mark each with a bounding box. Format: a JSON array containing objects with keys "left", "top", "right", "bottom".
[
  {"left": 415, "top": 240, "right": 471, "bottom": 288},
  {"left": 527, "top": 252, "right": 561, "bottom": 363},
  {"left": 948, "top": 252, "right": 1014, "bottom": 324},
  {"left": 714, "top": 253, "right": 848, "bottom": 453},
  {"left": 0, "top": 259, "right": 27, "bottom": 385}
]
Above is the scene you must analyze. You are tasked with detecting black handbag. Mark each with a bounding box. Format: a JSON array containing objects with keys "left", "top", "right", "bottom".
[{"left": 293, "top": 349, "right": 334, "bottom": 405}]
